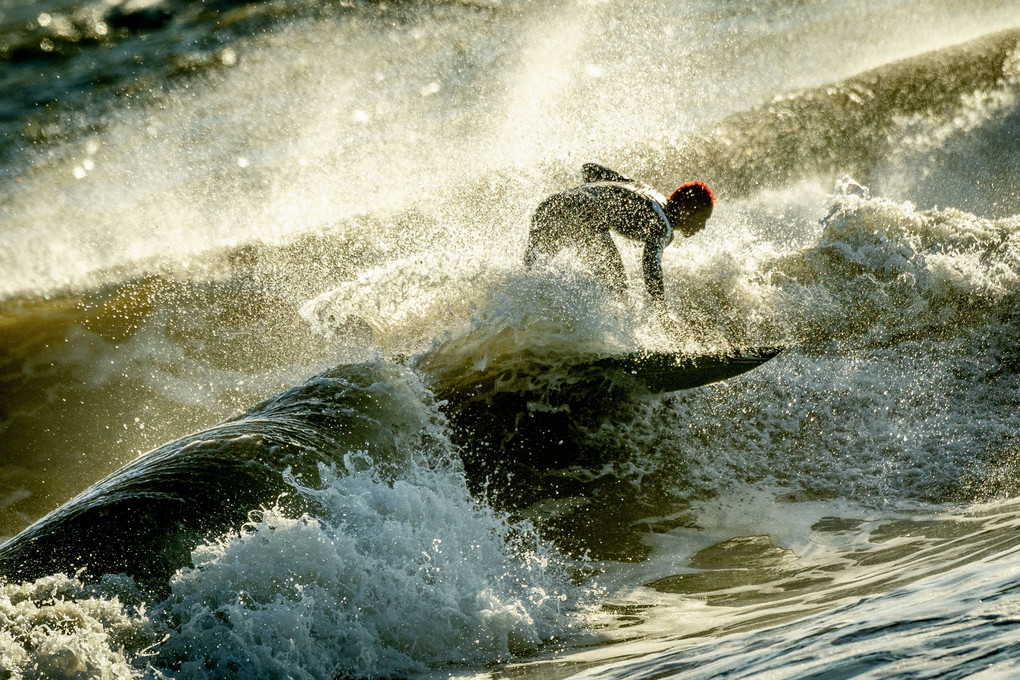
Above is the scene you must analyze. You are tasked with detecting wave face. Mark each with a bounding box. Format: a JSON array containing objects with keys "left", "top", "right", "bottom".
[
  {"left": 0, "top": 361, "right": 453, "bottom": 588},
  {"left": 1, "top": 0, "right": 1020, "bottom": 677}
]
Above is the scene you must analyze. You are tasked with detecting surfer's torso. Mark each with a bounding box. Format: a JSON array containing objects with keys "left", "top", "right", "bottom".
[{"left": 537, "top": 182, "right": 673, "bottom": 246}]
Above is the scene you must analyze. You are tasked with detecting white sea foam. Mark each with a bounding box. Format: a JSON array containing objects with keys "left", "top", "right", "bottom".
[
  {"left": 0, "top": 574, "right": 153, "bottom": 680},
  {"left": 160, "top": 462, "right": 579, "bottom": 678},
  {"left": 0, "top": 457, "right": 582, "bottom": 679},
  {"left": 302, "top": 243, "right": 651, "bottom": 368}
]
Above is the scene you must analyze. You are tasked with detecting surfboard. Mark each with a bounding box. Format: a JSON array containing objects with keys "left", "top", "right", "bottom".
[
  {"left": 574, "top": 345, "right": 785, "bottom": 394},
  {"left": 427, "top": 345, "right": 787, "bottom": 408}
]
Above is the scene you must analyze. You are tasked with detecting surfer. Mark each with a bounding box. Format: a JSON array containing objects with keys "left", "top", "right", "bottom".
[{"left": 524, "top": 163, "right": 713, "bottom": 317}]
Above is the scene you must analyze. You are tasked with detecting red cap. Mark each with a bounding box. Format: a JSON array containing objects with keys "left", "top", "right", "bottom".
[{"left": 668, "top": 181, "right": 714, "bottom": 214}]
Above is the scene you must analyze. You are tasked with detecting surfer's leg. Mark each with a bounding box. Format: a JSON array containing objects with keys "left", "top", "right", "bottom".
[
  {"left": 578, "top": 229, "right": 627, "bottom": 293},
  {"left": 524, "top": 200, "right": 568, "bottom": 267},
  {"left": 526, "top": 193, "right": 625, "bottom": 292}
]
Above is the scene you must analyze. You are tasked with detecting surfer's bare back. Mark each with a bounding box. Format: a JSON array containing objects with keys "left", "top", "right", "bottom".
[{"left": 524, "top": 162, "right": 713, "bottom": 313}]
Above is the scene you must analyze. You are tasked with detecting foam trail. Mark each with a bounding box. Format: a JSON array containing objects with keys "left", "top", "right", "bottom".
[
  {"left": 0, "top": 461, "right": 583, "bottom": 679},
  {"left": 155, "top": 462, "right": 580, "bottom": 679}
]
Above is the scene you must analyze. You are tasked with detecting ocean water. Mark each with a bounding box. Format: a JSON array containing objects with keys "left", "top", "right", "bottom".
[{"left": 2, "top": 0, "right": 1020, "bottom": 677}]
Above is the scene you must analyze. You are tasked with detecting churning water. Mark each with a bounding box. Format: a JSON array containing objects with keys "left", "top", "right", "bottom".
[{"left": 2, "top": 0, "right": 1020, "bottom": 677}]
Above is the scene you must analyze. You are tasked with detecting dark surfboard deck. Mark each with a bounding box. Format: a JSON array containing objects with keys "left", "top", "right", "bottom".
[{"left": 578, "top": 346, "right": 786, "bottom": 394}]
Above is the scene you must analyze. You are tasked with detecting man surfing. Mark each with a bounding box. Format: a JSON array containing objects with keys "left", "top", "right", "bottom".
[{"left": 524, "top": 162, "right": 714, "bottom": 318}]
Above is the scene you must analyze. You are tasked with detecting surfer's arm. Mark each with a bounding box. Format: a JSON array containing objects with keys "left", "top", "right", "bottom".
[
  {"left": 641, "top": 239, "right": 666, "bottom": 304},
  {"left": 643, "top": 245, "right": 679, "bottom": 330},
  {"left": 581, "top": 163, "right": 632, "bottom": 184}
]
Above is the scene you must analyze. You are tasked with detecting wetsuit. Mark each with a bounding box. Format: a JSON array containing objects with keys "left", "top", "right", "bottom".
[{"left": 524, "top": 163, "right": 674, "bottom": 304}]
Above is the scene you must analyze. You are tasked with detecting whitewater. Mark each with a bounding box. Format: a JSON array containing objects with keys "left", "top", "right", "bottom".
[{"left": 2, "top": 0, "right": 1020, "bottom": 677}]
